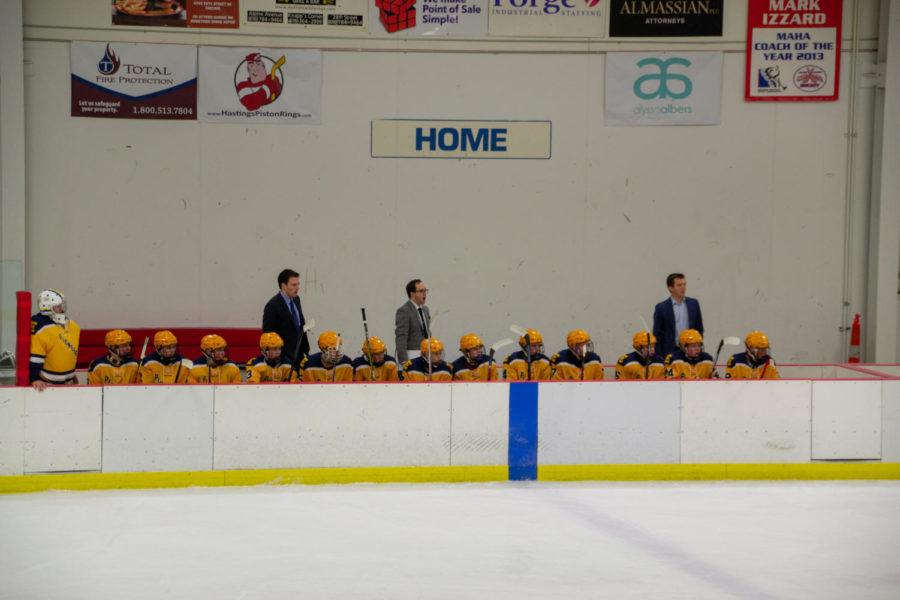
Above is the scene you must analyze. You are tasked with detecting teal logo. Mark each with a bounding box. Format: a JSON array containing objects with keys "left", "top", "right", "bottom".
[{"left": 633, "top": 58, "right": 693, "bottom": 100}]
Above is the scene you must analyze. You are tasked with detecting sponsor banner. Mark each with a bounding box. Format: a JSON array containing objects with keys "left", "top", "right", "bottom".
[
  {"left": 71, "top": 41, "right": 197, "bottom": 120},
  {"left": 488, "top": 0, "right": 606, "bottom": 38},
  {"left": 605, "top": 52, "right": 722, "bottom": 126},
  {"left": 609, "top": 0, "right": 723, "bottom": 37},
  {"left": 745, "top": 0, "right": 842, "bottom": 101},
  {"left": 198, "top": 47, "right": 322, "bottom": 124},
  {"left": 242, "top": 0, "right": 367, "bottom": 29},
  {"left": 368, "top": 0, "right": 487, "bottom": 36},
  {"left": 111, "top": 0, "right": 239, "bottom": 28},
  {"left": 371, "top": 120, "right": 551, "bottom": 158}
]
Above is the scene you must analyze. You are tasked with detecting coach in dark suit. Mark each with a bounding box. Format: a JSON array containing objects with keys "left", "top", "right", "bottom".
[
  {"left": 395, "top": 279, "right": 430, "bottom": 363},
  {"left": 653, "top": 272, "right": 704, "bottom": 358},
  {"left": 262, "top": 268, "right": 309, "bottom": 365}
]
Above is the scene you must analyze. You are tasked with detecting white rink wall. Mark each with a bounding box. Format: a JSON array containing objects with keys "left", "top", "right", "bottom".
[{"left": 1, "top": 378, "right": 898, "bottom": 477}]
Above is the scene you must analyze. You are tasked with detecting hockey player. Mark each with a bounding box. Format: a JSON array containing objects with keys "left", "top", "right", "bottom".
[
  {"left": 30, "top": 289, "right": 80, "bottom": 390},
  {"left": 726, "top": 331, "right": 780, "bottom": 379},
  {"left": 665, "top": 329, "right": 716, "bottom": 379},
  {"left": 503, "top": 329, "right": 552, "bottom": 381},
  {"left": 247, "top": 332, "right": 293, "bottom": 383},
  {"left": 88, "top": 329, "right": 140, "bottom": 384},
  {"left": 452, "top": 334, "right": 500, "bottom": 381},
  {"left": 616, "top": 331, "right": 666, "bottom": 380},
  {"left": 139, "top": 330, "right": 192, "bottom": 384},
  {"left": 404, "top": 338, "right": 453, "bottom": 382},
  {"left": 297, "top": 331, "right": 354, "bottom": 382},
  {"left": 189, "top": 334, "right": 242, "bottom": 383},
  {"left": 353, "top": 336, "right": 400, "bottom": 382},
  {"left": 551, "top": 330, "right": 605, "bottom": 380}
]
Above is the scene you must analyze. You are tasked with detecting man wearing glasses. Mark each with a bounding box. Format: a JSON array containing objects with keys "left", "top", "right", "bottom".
[{"left": 395, "top": 279, "right": 430, "bottom": 363}]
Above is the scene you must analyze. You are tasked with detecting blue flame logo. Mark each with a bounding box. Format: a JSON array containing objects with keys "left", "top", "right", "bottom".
[{"left": 97, "top": 44, "right": 121, "bottom": 75}]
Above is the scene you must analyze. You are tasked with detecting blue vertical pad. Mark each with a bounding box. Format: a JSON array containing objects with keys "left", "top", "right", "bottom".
[{"left": 508, "top": 382, "right": 538, "bottom": 481}]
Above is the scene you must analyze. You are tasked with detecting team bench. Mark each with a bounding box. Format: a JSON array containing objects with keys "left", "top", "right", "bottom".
[{"left": 76, "top": 328, "right": 263, "bottom": 370}]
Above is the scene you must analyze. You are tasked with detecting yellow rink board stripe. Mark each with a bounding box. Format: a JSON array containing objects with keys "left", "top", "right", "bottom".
[{"left": 1, "top": 463, "right": 898, "bottom": 494}]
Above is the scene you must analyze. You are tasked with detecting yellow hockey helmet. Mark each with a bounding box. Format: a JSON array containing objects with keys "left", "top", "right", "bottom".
[
  {"left": 259, "top": 332, "right": 284, "bottom": 350},
  {"left": 200, "top": 334, "right": 227, "bottom": 353},
  {"left": 459, "top": 334, "right": 484, "bottom": 352},
  {"left": 679, "top": 329, "right": 703, "bottom": 347},
  {"left": 566, "top": 330, "right": 591, "bottom": 347},
  {"left": 318, "top": 331, "right": 342, "bottom": 352},
  {"left": 745, "top": 331, "right": 770, "bottom": 350},
  {"left": 105, "top": 329, "right": 132, "bottom": 348},
  {"left": 362, "top": 336, "right": 387, "bottom": 356},
  {"left": 632, "top": 331, "right": 656, "bottom": 350},
  {"left": 518, "top": 329, "right": 543, "bottom": 348},
  {"left": 421, "top": 337, "right": 444, "bottom": 354},
  {"left": 154, "top": 330, "right": 178, "bottom": 348}
]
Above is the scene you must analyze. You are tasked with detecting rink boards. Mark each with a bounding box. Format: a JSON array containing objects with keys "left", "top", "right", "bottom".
[{"left": 1, "top": 378, "right": 899, "bottom": 492}]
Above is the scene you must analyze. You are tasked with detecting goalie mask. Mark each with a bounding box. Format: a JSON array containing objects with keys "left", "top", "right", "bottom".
[{"left": 38, "top": 289, "right": 68, "bottom": 325}]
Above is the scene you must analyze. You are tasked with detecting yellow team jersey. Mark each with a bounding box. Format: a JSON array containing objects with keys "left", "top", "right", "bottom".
[
  {"left": 725, "top": 353, "right": 780, "bottom": 380},
  {"left": 615, "top": 352, "right": 666, "bottom": 380},
  {"left": 246, "top": 356, "right": 294, "bottom": 383},
  {"left": 550, "top": 349, "right": 605, "bottom": 380},
  {"left": 188, "top": 358, "right": 242, "bottom": 383},
  {"left": 30, "top": 314, "right": 80, "bottom": 385},
  {"left": 297, "top": 354, "right": 354, "bottom": 383},
  {"left": 665, "top": 351, "right": 717, "bottom": 380},
  {"left": 139, "top": 353, "right": 192, "bottom": 384},
  {"left": 353, "top": 357, "right": 400, "bottom": 382},
  {"left": 88, "top": 356, "right": 140, "bottom": 385},
  {"left": 403, "top": 357, "right": 453, "bottom": 382},
  {"left": 450, "top": 357, "right": 500, "bottom": 381},
  {"left": 503, "top": 351, "right": 552, "bottom": 381}
]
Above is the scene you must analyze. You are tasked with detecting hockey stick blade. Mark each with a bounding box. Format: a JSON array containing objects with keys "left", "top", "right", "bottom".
[
  {"left": 303, "top": 318, "right": 316, "bottom": 333},
  {"left": 490, "top": 338, "right": 514, "bottom": 353},
  {"left": 509, "top": 324, "right": 526, "bottom": 337}
]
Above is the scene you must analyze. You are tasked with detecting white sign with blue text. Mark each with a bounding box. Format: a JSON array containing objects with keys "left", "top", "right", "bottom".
[{"left": 604, "top": 52, "right": 723, "bottom": 126}]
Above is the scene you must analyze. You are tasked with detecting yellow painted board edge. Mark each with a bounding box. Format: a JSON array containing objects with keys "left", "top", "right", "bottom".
[
  {"left": 539, "top": 463, "right": 900, "bottom": 481},
  {"left": 0, "top": 466, "right": 508, "bottom": 494}
]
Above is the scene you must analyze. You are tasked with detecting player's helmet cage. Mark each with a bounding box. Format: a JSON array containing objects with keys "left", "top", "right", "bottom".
[
  {"left": 633, "top": 331, "right": 657, "bottom": 350},
  {"left": 421, "top": 338, "right": 444, "bottom": 359},
  {"left": 745, "top": 331, "right": 770, "bottom": 352},
  {"left": 105, "top": 329, "right": 132, "bottom": 350},
  {"left": 318, "top": 331, "right": 343, "bottom": 363},
  {"left": 678, "top": 329, "right": 703, "bottom": 348},
  {"left": 38, "top": 289, "right": 67, "bottom": 325},
  {"left": 566, "top": 330, "right": 594, "bottom": 356},
  {"left": 518, "top": 329, "right": 544, "bottom": 356},
  {"left": 200, "top": 334, "right": 228, "bottom": 362}
]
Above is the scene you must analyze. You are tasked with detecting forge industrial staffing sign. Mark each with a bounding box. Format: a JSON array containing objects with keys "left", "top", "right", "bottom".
[
  {"left": 371, "top": 120, "right": 552, "bottom": 158},
  {"left": 746, "top": 0, "right": 843, "bottom": 101}
]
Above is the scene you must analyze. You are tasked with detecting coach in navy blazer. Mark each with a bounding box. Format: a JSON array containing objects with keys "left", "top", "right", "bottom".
[
  {"left": 652, "top": 273, "right": 704, "bottom": 358},
  {"left": 262, "top": 268, "right": 309, "bottom": 366}
]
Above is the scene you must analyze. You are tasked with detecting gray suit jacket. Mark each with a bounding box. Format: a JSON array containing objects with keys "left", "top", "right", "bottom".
[{"left": 395, "top": 300, "right": 430, "bottom": 363}]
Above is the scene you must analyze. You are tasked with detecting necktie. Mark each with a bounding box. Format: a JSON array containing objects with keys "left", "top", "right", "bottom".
[
  {"left": 418, "top": 307, "right": 427, "bottom": 335},
  {"left": 289, "top": 300, "right": 301, "bottom": 332}
]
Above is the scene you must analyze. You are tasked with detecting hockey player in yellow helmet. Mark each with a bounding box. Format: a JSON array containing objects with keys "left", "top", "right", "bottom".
[
  {"left": 452, "top": 334, "right": 500, "bottom": 381},
  {"left": 353, "top": 336, "right": 400, "bottom": 382},
  {"left": 296, "top": 331, "right": 354, "bottom": 382},
  {"left": 551, "top": 330, "right": 605, "bottom": 380},
  {"left": 665, "top": 329, "right": 716, "bottom": 379},
  {"left": 503, "top": 329, "right": 552, "bottom": 381},
  {"left": 88, "top": 329, "right": 139, "bottom": 385},
  {"left": 247, "top": 332, "right": 293, "bottom": 383},
  {"left": 140, "top": 330, "right": 192, "bottom": 384},
  {"left": 404, "top": 338, "right": 453, "bottom": 381},
  {"left": 29, "top": 288, "right": 81, "bottom": 390},
  {"left": 189, "top": 334, "right": 242, "bottom": 383},
  {"left": 616, "top": 331, "right": 665, "bottom": 380},
  {"left": 726, "top": 331, "right": 779, "bottom": 379}
]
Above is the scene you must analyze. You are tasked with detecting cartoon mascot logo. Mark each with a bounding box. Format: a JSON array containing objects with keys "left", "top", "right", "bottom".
[{"left": 234, "top": 52, "right": 285, "bottom": 111}]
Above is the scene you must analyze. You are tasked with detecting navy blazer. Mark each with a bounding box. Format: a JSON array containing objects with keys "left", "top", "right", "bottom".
[
  {"left": 262, "top": 293, "right": 309, "bottom": 366},
  {"left": 652, "top": 296, "right": 704, "bottom": 358}
]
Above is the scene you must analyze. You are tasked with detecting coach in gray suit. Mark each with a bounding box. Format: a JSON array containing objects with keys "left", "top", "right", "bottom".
[{"left": 395, "top": 279, "right": 430, "bottom": 363}]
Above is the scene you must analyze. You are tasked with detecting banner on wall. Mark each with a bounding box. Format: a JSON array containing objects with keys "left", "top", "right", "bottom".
[
  {"left": 609, "top": 0, "right": 723, "bottom": 37},
  {"left": 488, "top": 0, "right": 606, "bottom": 38},
  {"left": 71, "top": 42, "right": 197, "bottom": 119},
  {"left": 604, "top": 52, "right": 722, "bottom": 126},
  {"left": 241, "top": 0, "right": 367, "bottom": 29},
  {"left": 111, "top": 0, "right": 239, "bottom": 28},
  {"left": 745, "top": 0, "right": 842, "bottom": 101},
  {"left": 368, "top": 0, "right": 487, "bottom": 36},
  {"left": 371, "top": 119, "right": 551, "bottom": 158},
  {"left": 198, "top": 47, "right": 322, "bottom": 123}
]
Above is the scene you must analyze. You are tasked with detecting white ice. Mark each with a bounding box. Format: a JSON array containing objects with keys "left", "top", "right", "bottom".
[{"left": 1, "top": 481, "right": 899, "bottom": 599}]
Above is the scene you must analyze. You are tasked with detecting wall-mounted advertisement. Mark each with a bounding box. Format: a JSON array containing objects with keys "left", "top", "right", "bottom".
[
  {"left": 369, "top": 0, "right": 487, "bottom": 36},
  {"left": 199, "top": 47, "right": 322, "bottom": 123},
  {"left": 371, "top": 119, "right": 551, "bottom": 158},
  {"left": 242, "top": 0, "right": 367, "bottom": 29},
  {"left": 609, "top": 0, "right": 723, "bottom": 37},
  {"left": 488, "top": 0, "right": 606, "bottom": 38},
  {"left": 112, "top": 0, "right": 239, "bottom": 28},
  {"left": 71, "top": 42, "right": 197, "bottom": 119},
  {"left": 605, "top": 52, "right": 722, "bottom": 126},
  {"left": 745, "top": 0, "right": 842, "bottom": 101}
]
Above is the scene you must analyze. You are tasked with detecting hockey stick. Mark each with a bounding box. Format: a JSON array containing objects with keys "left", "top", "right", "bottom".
[
  {"left": 509, "top": 325, "right": 531, "bottom": 380},
  {"left": 486, "top": 338, "right": 513, "bottom": 381},
  {"left": 759, "top": 357, "right": 771, "bottom": 379},
  {"left": 710, "top": 336, "right": 741, "bottom": 379},
  {"left": 424, "top": 309, "right": 439, "bottom": 382},
  {"left": 361, "top": 308, "right": 375, "bottom": 381},
  {"left": 291, "top": 318, "right": 316, "bottom": 380},
  {"left": 140, "top": 336, "right": 149, "bottom": 361},
  {"left": 638, "top": 315, "right": 651, "bottom": 380}
]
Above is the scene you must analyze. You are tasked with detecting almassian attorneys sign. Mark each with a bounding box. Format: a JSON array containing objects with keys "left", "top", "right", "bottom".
[
  {"left": 371, "top": 120, "right": 551, "bottom": 158},
  {"left": 604, "top": 51, "right": 722, "bottom": 126}
]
